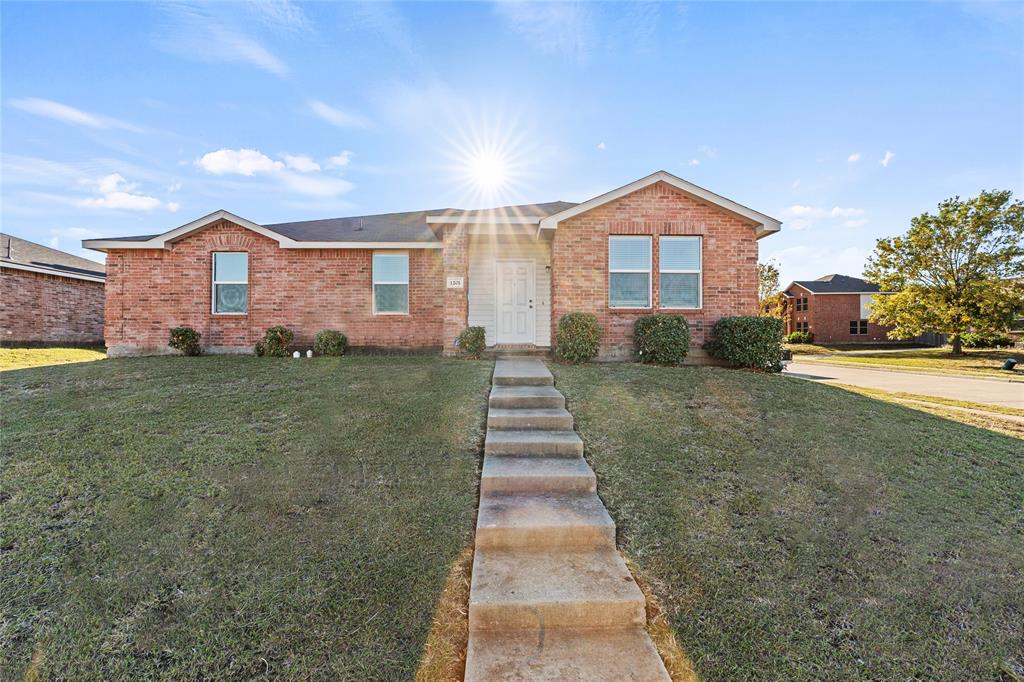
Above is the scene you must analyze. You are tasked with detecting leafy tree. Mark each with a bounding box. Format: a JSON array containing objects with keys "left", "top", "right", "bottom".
[
  {"left": 757, "top": 260, "right": 784, "bottom": 318},
  {"left": 865, "top": 190, "right": 1024, "bottom": 355}
]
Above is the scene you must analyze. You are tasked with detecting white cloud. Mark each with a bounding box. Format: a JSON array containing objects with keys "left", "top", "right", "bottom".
[
  {"left": 194, "top": 147, "right": 354, "bottom": 198},
  {"left": 494, "top": 1, "right": 593, "bottom": 62},
  {"left": 248, "top": 0, "right": 310, "bottom": 32},
  {"left": 307, "top": 99, "right": 371, "bottom": 129},
  {"left": 766, "top": 244, "right": 871, "bottom": 286},
  {"left": 281, "top": 153, "right": 320, "bottom": 173},
  {"left": 167, "top": 182, "right": 182, "bottom": 192},
  {"left": 155, "top": 3, "right": 289, "bottom": 76},
  {"left": 782, "top": 205, "right": 867, "bottom": 230},
  {"left": 78, "top": 173, "right": 175, "bottom": 212},
  {"left": 325, "top": 150, "right": 354, "bottom": 168},
  {"left": 787, "top": 205, "right": 827, "bottom": 218},
  {"left": 697, "top": 145, "right": 718, "bottom": 160},
  {"left": 880, "top": 151, "right": 895, "bottom": 167},
  {"left": 847, "top": 152, "right": 861, "bottom": 162},
  {"left": 10, "top": 97, "right": 144, "bottom": 132},
  {"left": 195, "top": 148, "right": 284, "bottom": 176},
  {"left": 597, "top": 142, "right": 606, "bottom": 150},
  {"left": 277, "top": 172, "right": 354, "bottom": 197},
  {"left": 688, "top": 159, "right": 700, "bottom": 166}
]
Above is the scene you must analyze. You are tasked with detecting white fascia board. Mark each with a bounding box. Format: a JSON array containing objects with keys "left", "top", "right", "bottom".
[
  {"left": 84, "top": 238, "right": 442, "bottom": 250},
  {"left": 83, "top": 209, "right": 291, "bottom": 252},
  {"left": 425, "top": 215, "right": 541, "bottom": 225},
  {"left": 286, "top": 241, "right": 442, "bottom": 249},
  {"left": 0, "top": 260, "right": 105, "bottom": 283},
  {"left": 160, "top": 210, "right": 294, "bottom": 247},
  {"left": 538, "top": 170, "right": 783, "bottom": 239}
]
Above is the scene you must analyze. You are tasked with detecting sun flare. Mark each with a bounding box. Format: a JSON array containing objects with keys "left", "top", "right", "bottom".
[
  {"left": 442, "top": 108, "right": 539, "bottom": 208},
  {"left": 467, "top": 150, "right": 509, "bottom": 192}
]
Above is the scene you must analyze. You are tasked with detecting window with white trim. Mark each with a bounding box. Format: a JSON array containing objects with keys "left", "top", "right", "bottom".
[
  {"left": 659, "top": 236, "right": 701, "bottom": 309},
  {"left": 212, "top": 252, "right": 248, "bottom": 314},
  {"left": 608, "top": 236, "right": 651, "bottom": 308},
  {"left": 373, "top": 252, "right": 409, "bottom": 314}
]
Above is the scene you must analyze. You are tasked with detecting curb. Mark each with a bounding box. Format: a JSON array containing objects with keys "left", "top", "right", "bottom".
[{"left": 792, "top": 359, "right": 1024, "bottom": 384}]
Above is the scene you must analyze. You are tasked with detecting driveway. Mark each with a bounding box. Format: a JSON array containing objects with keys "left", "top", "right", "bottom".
[{"left": 784, "top": 360, "right": 1024, "bottom": 409}]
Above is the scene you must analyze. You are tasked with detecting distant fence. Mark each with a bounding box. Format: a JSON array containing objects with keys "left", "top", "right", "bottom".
[{"left": 913, "top": 332, "right": 947, "bottom": 347}]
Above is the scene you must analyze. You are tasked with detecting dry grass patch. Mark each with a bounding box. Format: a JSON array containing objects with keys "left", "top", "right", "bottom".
[
  {"left": 626, "top": 556, "right": 700, "bottom": 682},
  {"left": 0, "top": 346, "right": 105, "bottom": 371},
  {"left": 415, "top": 547, "right": 474, "bottom": 682}
]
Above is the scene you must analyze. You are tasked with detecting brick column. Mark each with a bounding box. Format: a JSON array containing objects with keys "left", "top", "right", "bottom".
[{"left": 442, "top": 222, "right": 469, "bottom": 355}]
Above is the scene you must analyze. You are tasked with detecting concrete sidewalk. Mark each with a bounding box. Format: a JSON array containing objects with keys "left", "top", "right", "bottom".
[{"left": 784, "top": 361, "right": 1024, "bottom": 409}]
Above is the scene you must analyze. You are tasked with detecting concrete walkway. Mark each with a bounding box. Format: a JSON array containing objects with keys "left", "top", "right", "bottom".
[
  {"left": 465, "top": 358, "right": 669, "bottom": 681},
  {"left": 785, "top": 360, "right": 1024, "bottom": 409}
]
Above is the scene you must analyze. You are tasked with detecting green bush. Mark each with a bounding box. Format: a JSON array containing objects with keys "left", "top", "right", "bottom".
[
  {"left": 168, "top": 326, "right": 202, "bottom": 356},
  {"left": 313, "top": 329, "right": 348, "bottom": 356},
  {"left": 784, "top": 331, "right": 814, "bottom": 344},
  {"left": 254, "top": 325, "right": 294, "bottom": 357},
  {"left": 961, "top": 332, "right": 1012, "bottom": 348},
  {"left": 457, "top": 326, "right": 487, "bottom": 359},
  {"left": 634, "top": 314, "right": 690, "bottom": 365},
  {"left": 556, "top": 312, "right": 602, "bottom": 364},
  {"left": 705, "top": 316, "right": 784, "bottom": 372}
]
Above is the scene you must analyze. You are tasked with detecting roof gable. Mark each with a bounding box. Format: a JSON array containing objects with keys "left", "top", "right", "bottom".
[{"left": 538, "top": 171, "right": 782, "bottom": 239}]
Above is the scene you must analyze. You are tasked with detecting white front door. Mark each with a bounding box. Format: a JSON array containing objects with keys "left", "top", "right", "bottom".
[{"left": 495, "top": 259, "right": 535, "bottom": 344}]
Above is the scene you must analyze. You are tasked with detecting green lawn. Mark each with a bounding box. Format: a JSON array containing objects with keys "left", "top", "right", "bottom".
[
  {"left": 1, "top": 355, "right": 491, "bottom": 681},
  {"left": 551, "top": 363, "right": 1023, "bottom": 681},
  {"left": 0, "top": 347, "right": 106, "bottom": 371},
  {"left": 788, "top": 345, "right": 1020, "bottom": 378}
]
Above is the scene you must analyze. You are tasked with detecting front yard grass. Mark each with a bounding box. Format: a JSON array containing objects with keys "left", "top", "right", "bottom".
[
  {"left": 1, "top": 355, "right": 491, "bottom": 680},
  {"left": 792, "top": 346, "right": 1020, "bottom": 378},
  {"left": 0, "top": 346, "right": 106, "bottom": 371},
  {"left": 551, "top": 363, "right": 1023, "bottom": 681}
]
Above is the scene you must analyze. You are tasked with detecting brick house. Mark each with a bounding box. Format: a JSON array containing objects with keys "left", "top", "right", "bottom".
[
  {"left": 781, "top": 274, "right": 895, "bottom": 343},
  {"left": 1, "top": 233, "right": 106, "bottom": 345},
  {"left": 83, "top": 171, "right": 781, "bottom": 359}
]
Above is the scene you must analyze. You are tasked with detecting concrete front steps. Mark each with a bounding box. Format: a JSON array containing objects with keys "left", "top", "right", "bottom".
[{"left": 465, "top": 357, "right": 670, "bottom": 681}]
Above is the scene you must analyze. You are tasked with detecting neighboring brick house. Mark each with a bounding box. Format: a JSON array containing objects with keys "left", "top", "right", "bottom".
[
  {"left": 781, "top": 274, "right": 895, "bottom": 343},
  {"left": 1, "top": 233, "right": 106, "bottom": 345},
  {"left": 83, "top": 171, "right": 782, "bottom": 359}
]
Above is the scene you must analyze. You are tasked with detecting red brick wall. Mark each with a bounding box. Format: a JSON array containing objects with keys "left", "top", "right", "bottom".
[
  {"left": 550, "top": 181, "right": 759, "bottom": 358},
  {"left": 786, "top": 284, "right": 893, "bottom": 342},
  {"left": 1, "top": 268, "right": 105, "bottom": 344},
  {"left": 103, "top": 220, "right": 444, "bottom": 354}
]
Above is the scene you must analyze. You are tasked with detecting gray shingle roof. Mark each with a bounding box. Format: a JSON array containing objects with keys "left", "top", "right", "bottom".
[
  {"left": 98, "top": 201, "right": 580, "bottom": 244},
  {"left": 264, "top": 209, "right": 447, "bottom": 242},
  {"left": 1, "top": 233, "right": 105, "bottom": 279},
  {"left": 789, "top": 274, "right": 881, "bottom": 294}
]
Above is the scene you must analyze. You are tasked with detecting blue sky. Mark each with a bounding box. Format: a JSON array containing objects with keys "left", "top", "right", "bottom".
[{"left": 3, "top": 1, "right": 1021, "bottom": 286}]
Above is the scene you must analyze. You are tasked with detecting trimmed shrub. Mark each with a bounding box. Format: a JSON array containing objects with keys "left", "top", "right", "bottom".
[
  {"left": 784, "top": 331, "right": 814, "bottom": 344},
  {"left": 168, "top": 326, "right": 202, "bottom": 356},
  {"left": 556, "top": 312, "right": 602, "bottom": 364},
  {"left": 457, "top": 326, "right": 487, "bottom": 359},
  {"left": 705, "top": 316, "right": 784, "bottom": 372},
  {"left": 961, "top": 332, "right": 1012, "bottom": 348},
  {"left": 255, "top": 325, "right": 294, "bottom": 357},
  {"left": 313, "top": 329, "right": 348, "bottom": 356},
  {"left": 634, "top": 314, "right": 690, "bottom": 365}
]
